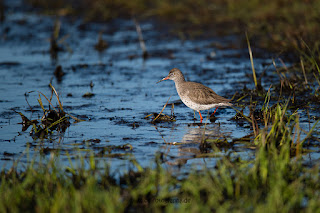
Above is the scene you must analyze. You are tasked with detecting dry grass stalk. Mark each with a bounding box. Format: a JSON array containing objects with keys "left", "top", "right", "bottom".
[{"left": 153, "top": 96, "right": 171, "bottom": 122}]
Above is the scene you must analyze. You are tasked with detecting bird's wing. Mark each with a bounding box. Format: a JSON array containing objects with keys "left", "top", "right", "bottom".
[{"left": 180, "top": 82, "right": 231, "bottom": 105}]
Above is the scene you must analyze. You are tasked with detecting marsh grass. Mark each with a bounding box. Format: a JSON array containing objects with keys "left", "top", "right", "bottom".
[
  {"left": 255, "top": 100, "right": 318, "bottom": 154},
  {"left": 1, "top": 125, "right": 320, "bottom": 212}
]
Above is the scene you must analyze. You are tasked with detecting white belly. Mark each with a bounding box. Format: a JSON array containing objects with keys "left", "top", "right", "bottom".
[
  {"left": 180, "top": 96, "right": 222, "bottom": 112},
  {"left": 175, "top": 83, "right": 230, "bottom": 112}
]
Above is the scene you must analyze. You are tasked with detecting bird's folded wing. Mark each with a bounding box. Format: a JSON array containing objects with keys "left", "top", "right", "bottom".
[{"left": 182, "top": 87, "right": 231, "bottom": 105}]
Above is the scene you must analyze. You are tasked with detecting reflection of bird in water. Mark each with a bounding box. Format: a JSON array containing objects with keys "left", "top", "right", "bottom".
[
  {"left": 164, "top": 125, "right": 230, "bottom": 167},
  {"left": 181, "top": 125, "right": 224, "bottom": 143}
]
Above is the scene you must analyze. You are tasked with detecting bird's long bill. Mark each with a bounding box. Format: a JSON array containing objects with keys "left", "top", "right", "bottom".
[{"left": 156, "top": 76, "right": 169, "bottom": 84}]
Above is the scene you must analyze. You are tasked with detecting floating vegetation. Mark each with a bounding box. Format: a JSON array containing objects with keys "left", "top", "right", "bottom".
[
  {"left": 94, "top": 32, "right": 108, "bottom": 52},
  {"left": 83, "top": 138, "right": 101, "bottom": 144},
  {"left": 204, "top": 138, "right": 234, "bottom": 149},
  {"left": 145, "top": 96, "right": 176, "bottom": 123},
  {"left": 82, "top": 92, "right": 95, "bottom": 98},
  {"left": 54, "top": 65, "right": 65, "bottom": 82},
  {"left": 97, "top": 143, "right": 133, "bottom": 156},
  {"left": 145, "top": 113, "right": 175, "bottom": 123},
  {"left": 15, "top": 84, "right": 82, "bottom": 140}
]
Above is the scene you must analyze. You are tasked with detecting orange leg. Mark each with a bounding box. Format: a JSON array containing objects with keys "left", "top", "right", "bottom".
[
  {"left": 198, "top": 111, "right": 203, "bottom": 122},
  {"left": 210, "top": 107, "right": 219, "bottom": 116}
]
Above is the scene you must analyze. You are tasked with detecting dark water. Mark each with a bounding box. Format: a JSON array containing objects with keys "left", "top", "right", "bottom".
[{"left": 0, "top": 0, "right": 319, "bottom": 173}]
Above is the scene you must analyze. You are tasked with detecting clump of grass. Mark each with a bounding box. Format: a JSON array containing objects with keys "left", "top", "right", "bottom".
[
  {"left": 16, "top": 84, "right": 81, "bottom": 140},
  {"left": 231, "top": 82, "right": 318, "bottom": 154},
  {"left": 145, "top": 96, "right": 176, "bottom": 123},
  {"left": 255, "top": 101, "right": 318, "bottom": 154}
]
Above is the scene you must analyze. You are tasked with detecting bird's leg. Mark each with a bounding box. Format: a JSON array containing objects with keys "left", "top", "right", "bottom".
[
  {"left": 198, "top": 111, "right": 203, "bottom": 122},
  {"left": 193, "top": 110, "right": 197, "bottom": 120},
  {"left": 210, "top": 107, "right": 219, "bottom": 117}
]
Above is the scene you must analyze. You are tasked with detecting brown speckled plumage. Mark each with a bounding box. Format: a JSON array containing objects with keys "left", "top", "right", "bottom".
[{"left": 158, "top": 68, "right": 232, "bottom": 121}]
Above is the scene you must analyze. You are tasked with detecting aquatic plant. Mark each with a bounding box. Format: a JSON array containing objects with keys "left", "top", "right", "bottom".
[{"left": 15, "top": 84, "right": 81, "bottom": 140}]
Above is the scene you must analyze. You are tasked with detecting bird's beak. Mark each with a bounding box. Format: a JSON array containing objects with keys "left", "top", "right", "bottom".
[{"left": 157, "top": 76, "right": 169, "bottom": 84}]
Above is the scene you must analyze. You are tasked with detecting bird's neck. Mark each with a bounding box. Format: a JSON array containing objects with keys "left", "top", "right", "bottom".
[
  {"left": 174, "top": 76, "right": 185, "bottom": 85},
  {"left": 174, "top": 78, "right": 185, "bottom": 94}
]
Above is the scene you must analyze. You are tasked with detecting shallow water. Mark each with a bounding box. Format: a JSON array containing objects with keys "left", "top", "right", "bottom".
[{"left": 0, "top": 0, "right": 319, "bottom": 173}]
